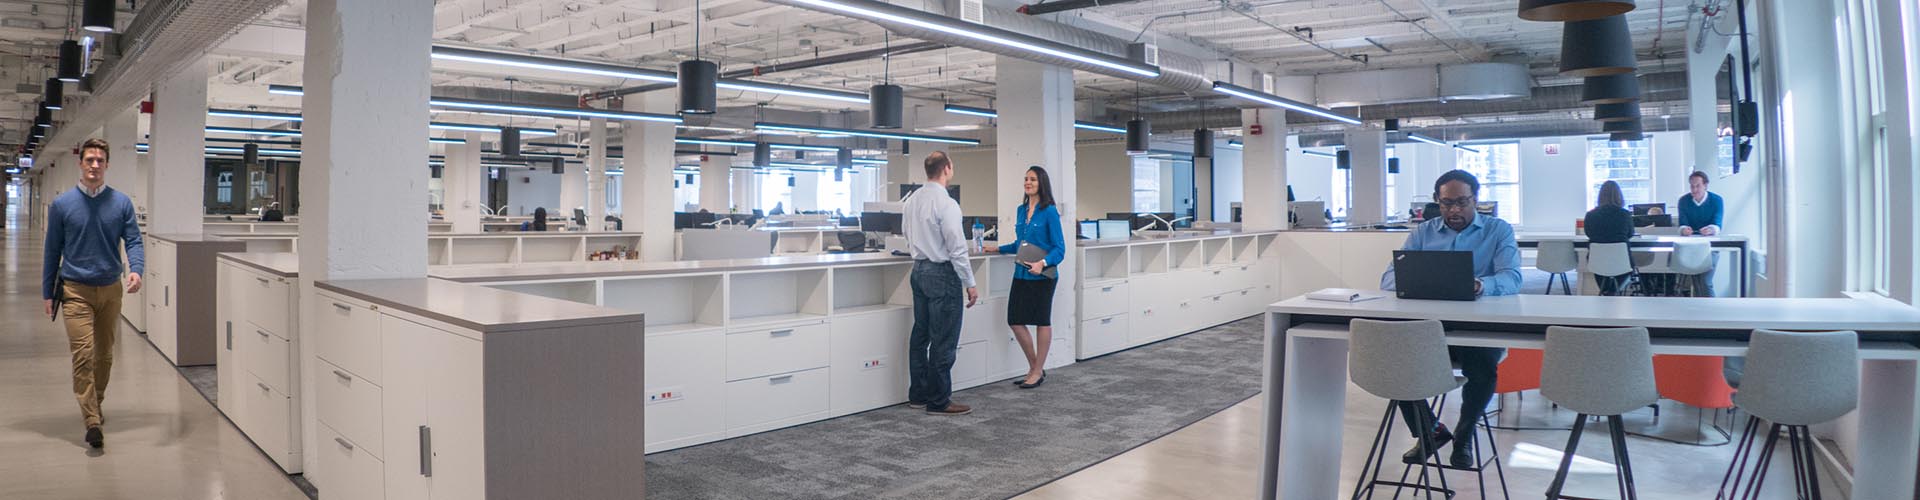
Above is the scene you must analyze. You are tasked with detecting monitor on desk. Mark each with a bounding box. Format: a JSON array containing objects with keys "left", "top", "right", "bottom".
[
  {"left": 1291, "top": 201, "right": 1327, "bottom": 228},
  {"left": 1631, "top": 203, "right": 1667, "bottom": 216},
  {"left": 1078, "top": 220, "right": 1098, "bottom": 239},
  {"left": 838, "top": 216, "right": 860, "bottom": 228},
  {"left": 1097, "top": 220, "right": 1132, "bottom": 240},
  {"left": 860, "top": 212, "right": 903, "bottom": 235},
  {"left": 1633, "top": 214, "right": 1674, "bottom": 227}
]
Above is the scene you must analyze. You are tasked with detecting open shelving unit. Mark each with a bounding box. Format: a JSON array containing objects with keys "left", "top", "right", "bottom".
[
  {"left": 1082, "top": 246, "right": 1130, "bottom": 283},
  {"left": 728, "top": 268, "right": 830, "bottom": 327},
  {"left": 1232, "top": 236, "right": 1257, "bottom": 263},
  {"left": 520, "top": 237, "right": 582, "bottom": 264},
  {"left": 1204, "top": 238, "right": 1233, "bottom": 267},
  {"left": 830, "top": 263, "right": 912, "bottom": 315},
  {"left": 1170, "top": 240, "right": 1205, "bottom": 271},
  {"left": 604, "top": 274, "right": 726, "bottom": 335},
  {"left": 986, "top": 256, "right": 1015, "bottom": 298},
  {"left": 450, "top": 238, "right": 516, "bottom": 265},
  {"left": 1131, "top": 243, "right": 1169, "bottom": 275}
]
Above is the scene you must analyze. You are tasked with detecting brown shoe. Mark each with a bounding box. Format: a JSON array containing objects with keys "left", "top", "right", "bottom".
[{"left": 926, "top": 403, "right": 972, "bottom": 416}]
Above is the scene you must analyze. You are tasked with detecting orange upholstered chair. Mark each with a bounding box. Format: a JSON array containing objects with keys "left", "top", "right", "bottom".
[
  {"left": 1495, "top": 349, "right": 1544, "bottom": 394},
  {"left": 1653, "top": 355, "right": 1736, "bottom": 409}
]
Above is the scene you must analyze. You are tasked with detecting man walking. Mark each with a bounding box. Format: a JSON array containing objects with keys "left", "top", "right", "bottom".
[
  {"left": 43, "top": 138, "right": 143, "bottom": 448},
  {"left": 905, "top": 151, "right": 976, "bottom": 416}
]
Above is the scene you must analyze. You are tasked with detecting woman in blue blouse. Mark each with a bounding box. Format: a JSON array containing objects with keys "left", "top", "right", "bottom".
[{"left": 987, "top": 166, "right": 1065, "bottom": 389}]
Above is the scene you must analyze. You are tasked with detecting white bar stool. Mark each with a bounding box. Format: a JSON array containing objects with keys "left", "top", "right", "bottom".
[
  {"left": 1347, "top": 319, "right": 1510, "bottom": 500},
  {"left": 1586, "top": 242, "right": 1638, "bottom": 296},
  {"left": 1668, "top": 240, "right": 1714, "bottom": 297},
  {"left": 1536, "top": 240, "right": 1578, "bottom": 295},
  {"left": 1541, "top": 326, "right": 1658, "bottom": 500},
  {"left": 1716, "top": 329, "right": 1858, "bottom": 500}
]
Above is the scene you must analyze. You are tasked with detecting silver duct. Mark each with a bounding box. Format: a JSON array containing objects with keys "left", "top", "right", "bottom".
[
  {"left": 1294, "top": 116, "right": 1693, "bottom": 147},
  {"left": 1145, "top": 72, "right": 1691, "bottom": 132},
  {"left": 762, "top": 0, "right": 1215, "bottom": 93}
]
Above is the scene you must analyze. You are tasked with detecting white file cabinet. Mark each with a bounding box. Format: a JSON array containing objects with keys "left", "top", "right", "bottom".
[{"left": 216, "top": 254, "right": 302, "bottom": 473}]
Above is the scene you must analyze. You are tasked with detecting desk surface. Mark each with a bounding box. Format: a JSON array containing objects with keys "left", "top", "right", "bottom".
[
  {"left": 429, "top": 250, "right": 1012, "bottom": 282},
  {"left": 318, "top": 278, "right": 644, "bottom": 334},
  {"left": 1270, "top": 293, "right": 1920, "bottom": 332},
  {"left": 1516, "top": 232, "right": 1748, "bottom": 244}
]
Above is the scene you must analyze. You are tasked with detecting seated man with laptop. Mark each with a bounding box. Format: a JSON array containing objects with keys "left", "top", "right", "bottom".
[{"left": 1377, "top": 169, "right": 1522, "bottom": 468}]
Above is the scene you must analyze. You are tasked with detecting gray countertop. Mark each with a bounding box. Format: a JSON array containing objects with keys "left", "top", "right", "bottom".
[
  {"left": 1078, "top": 229, "right": 1283, "bottom": 248},
  {"left": 148, "top": 233, "right": 248, "bottom": 244},
  {"left": 219, "top": 252, "right": 300, "bottom": 277},
  {"left": 430, "top": 250, "right": 1012, "bottom": 282},
  {"left": 317, "top": 278, "right": 645, "bottom": 334}
]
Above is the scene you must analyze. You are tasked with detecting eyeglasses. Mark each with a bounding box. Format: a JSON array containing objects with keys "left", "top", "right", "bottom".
[{"left": 1436, "top": 197, "right": 1476, "bottom": 209}]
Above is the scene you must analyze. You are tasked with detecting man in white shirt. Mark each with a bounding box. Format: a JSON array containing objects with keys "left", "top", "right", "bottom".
[{"left": 903, "top": 151, "right": 976, "bottom": 416}]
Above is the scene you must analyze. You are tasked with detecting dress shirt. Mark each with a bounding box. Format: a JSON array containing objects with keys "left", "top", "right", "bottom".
[
  {"left": 903, "top": 181, "right": 976, "bottom": 288},
  {"left": 1379, "top": 213, "right": 1523, "bottom": 296}
]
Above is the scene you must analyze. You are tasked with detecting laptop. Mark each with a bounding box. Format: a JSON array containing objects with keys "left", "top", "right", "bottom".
[{"left": 1392, "top": 250, "right": 1478, "bottom": 301}]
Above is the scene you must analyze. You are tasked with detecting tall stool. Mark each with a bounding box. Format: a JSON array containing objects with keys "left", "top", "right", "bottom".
[
  {"left": 1587, "top": 242, "right": 1638, "bottom": 296},
  {"left": 1717, "top": 330, "right": 1858, "bottom": 500},
  {"left": 1668, "top": 240, "right": 1714, "bottom": 297},
  {"left": 1537, "top": 240, "right": 1578, "bottom": 295},
  {"left": 1541, "top": 326, "right": 1658, "bottom": 500},
  {"left": 1347, "top": 319, "right": 1509, "bottom": 500}
]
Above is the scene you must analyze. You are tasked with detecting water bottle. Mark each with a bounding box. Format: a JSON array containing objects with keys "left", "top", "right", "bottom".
[{"left": 972, "top": 221, "right": 986, "bottom": 252}]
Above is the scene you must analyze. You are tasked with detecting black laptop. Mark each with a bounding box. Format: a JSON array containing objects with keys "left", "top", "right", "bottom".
[{"left": 1392, "top": 250, "right": 1478, "bottom": 301}]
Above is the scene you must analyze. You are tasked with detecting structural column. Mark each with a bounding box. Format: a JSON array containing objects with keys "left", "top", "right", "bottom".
[
  {"left": 585, "top": 118, "right": 607, "bottom": 231},
  {"left": 104, "top": 105, "right": 140, "bottom": 206},
  {"left": 994, "top": 56, "right": 1076, "bottom": 368},
  {"left": 147, "top": 58, "right": 209, "bottom": 235},
  {"left": 1240, "top": 108, "right": 1289, "bottom": 230},
  {"left": 1344, "top": 128, "right": 1387, "bottom": 224},
  {"left": 622, "top": 91, "right": 676, "bottom": 260},
  {"left": 1758, "top": 0, "right": 1845, "bottom": 299},
  {"left": 560, "top": 136, "right": 586, "bottom": 221},
  {"left": 443, "top": 132, "right": 483, "bottom": 233},
  {"left": 699, "top": 153, "right": 729, "bottom": 212}
]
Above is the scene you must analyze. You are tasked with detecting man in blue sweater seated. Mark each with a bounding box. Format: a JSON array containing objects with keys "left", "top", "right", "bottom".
[
  {"left": 43, "top": 138, "right": 144, "bottom": 449},
  {"left": 1677, "top": 170, "right": 1725, "bottom": 296}
]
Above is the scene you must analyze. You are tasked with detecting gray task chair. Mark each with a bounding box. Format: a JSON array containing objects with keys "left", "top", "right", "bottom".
[
  {"left": 1541, "top": 326, "right": 1659, "bottom": 500},
  {"left": 1347, "top": 319, "right": 1510, "bottom": 500},
  {"left": 1717, "top": 330, "right": 1858, "bottom": 500},
  {"left": 1536, "top": 240, "right": 1578, "bottom": 295}
]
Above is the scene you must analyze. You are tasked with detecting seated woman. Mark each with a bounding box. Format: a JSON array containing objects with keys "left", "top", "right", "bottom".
[{"left": 1583, "top": 181, "right": 1634, "bottom": 295}]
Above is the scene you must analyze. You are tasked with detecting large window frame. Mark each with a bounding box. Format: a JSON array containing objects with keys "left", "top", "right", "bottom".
[
  {"left": 1587, "top": 137, "right": 1657, "bottom": 206},
  {"left": 1455, "top": 142, "right": 1522, "bottom": 224}
]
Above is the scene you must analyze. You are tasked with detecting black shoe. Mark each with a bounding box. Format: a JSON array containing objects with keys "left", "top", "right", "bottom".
[
  {"left": 1449, "top": 434, "right": 1476, "bottom": 469},
  {"left": 84, "top": 427, "right": 102, "bottom": 449},
  {"left": 1401, "top": 425, "right": 1452, "bottom": 464},
  {"left": 1019, "top": 371, "right": 1046, "bottom": 389}
]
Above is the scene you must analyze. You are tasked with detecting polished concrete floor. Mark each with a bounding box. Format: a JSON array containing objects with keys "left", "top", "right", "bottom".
[{"left": 0, "top": 208, "right": 308, "bottom": 500}]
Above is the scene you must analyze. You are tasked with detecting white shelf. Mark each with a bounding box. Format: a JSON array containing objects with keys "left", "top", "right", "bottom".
[
  {"left": 831, "top": 264, "right": 912, "bottom": 314},
  {"left": 1203, "top": 238, "right": 1233, "bottom": 267},
  {"left": 1170, "top": 240, "right": 1205, "bottom": 270},
  {"left": 604, "top": 274, "right": 726, "bottom": 331},
  {"left": 520, "top": 237, "right": 583, "bottom": 264},
  {"left": 728, "top": 269, "right": 830, "bottom": 322},
  {"left": 1130, "top": 242, "right": 1168, "bottom": 275},
  {"left": 1232, "top": 236, "right": 1256, "bottom": 263},
  {"left": 428, "top": 238, "right": 450, "bottom": 265},
  {"left": 451, "top": 238, "right": 515, "bottom": 265},
  {"left": 1082, "top": 246, "right": 1129, "bottom": 282},
  {"left": 831, "top": 303, "right": 912, "bottom": 317},
  {"left": 987, "top": 257, "right": 1015, "bottom": 298},
  {"left": 485, "top": 281, "right": 598, "bottom": 306},
  {"left": 1257, "top": 233, "right": 1281, "bottom": 260}
]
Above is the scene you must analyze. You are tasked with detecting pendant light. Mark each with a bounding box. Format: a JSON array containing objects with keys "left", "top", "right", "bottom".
[
  {"left": 1192, "top": 128, "right": 1213, "bottom": 158},
  {"left": 57, "top": 40, "right": 83, "bottom": 82},
  {"left": 870, "top": 32, "right": 903, "bottom": 129},
  {"left": 1609, "top": 131, "right": 1645, "bottom": 142},
  {"left": 1580, "top": 73, "right": 1641, "bottom": 105},
  {"left": 753, "top": 141, "right": 771, "bottom": 168},
  {"left": 1601, "top": 119, "right": 1641, "bottom": 133},
  {"left": 82, "top": 0, "right": 115, "bottom": 33},
  {"left": 244, "top": 143, "right": 260, "bottom": 165},
  {"left": 1518, "top": 0, "right": 1636, "bottom": 22},
  {"left": 1125, "top": 83, "right": 1148, "bottom": 155},
  {"left": 501, "top": 127, "right": 522, "bottom": 157},
  {"left": 678, "top": 0, "right": 718, "bottom": 115},
  {"left": 36, "top": 105, "right": 53, "bottom": 128},
  {"left": 44, "top": 78, "right": 63, "bottom": 110},
  {"left": 1558, "top": 16, "right": 1636, "bottom": 77},
  {"left": 1593, "top": 102, "right": 1640, "bottom": 122}
]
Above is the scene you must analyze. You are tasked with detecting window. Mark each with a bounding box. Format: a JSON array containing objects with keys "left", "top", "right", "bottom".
[
  {"left": 1716, "top": 134, "right": 1736, "bottom": 178},
  {"left": 1587, "top": 138, "right": 1655, "bottom": 205},
  {"left": 1385, "top": 147, "right": 1397, "bottom": 218},
  {"left": 816, "top": 170, "right": 854, "bottom": 215},
  {"left": 757, "top": 171, "right": 792, "bottom": 213},
  {"left": 1131, "top": 156, "right": 1161, "bottom": 213},
  {"left": 673, "top": 170, "right": 699, "bottom": 212},
  {"left": 1455, "top": 142, "right": 1521, "bottom": 224}
]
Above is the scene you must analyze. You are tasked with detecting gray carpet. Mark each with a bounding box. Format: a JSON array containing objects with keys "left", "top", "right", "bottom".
[
  {"left": 643, "top": 316, "right": 1269, "bottom": 500},
  {"left": 179, "top": 365, "right": 217, "bottom": 405}
]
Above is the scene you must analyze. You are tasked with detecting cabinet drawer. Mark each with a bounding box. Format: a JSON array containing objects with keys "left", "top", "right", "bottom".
[
  {"left": 241, "top": 323, "right": 293, "bottom": 394},
  {"left": 318, "top": 423, "right": 385, "bottom": 500},
  {"left": 239, "top": 372, "right": 298, "bottom": 473},
  {"left": 317, "top": 358, "right": 383, "bottom": 458},
  {"left": 951, "top": 340, "right": 987, "bottom": 386},
  {"left": 725, "top": 322, "right": 829, "bottom": 382},
  {"left": 314, "top": 292, "right": 381, "bottom": 384},
  {"left": 1079, "top": 314, "right": 1130, "bottom": 358},
  {"left": 1080, "top": 281, "right": 1128, "bottom": 319},
  {"left": 644, "top": 330, "right": 727, "bottom": 452},
  {"left": 724, "top": 367, "right": 829, "bottom": 434},
  {"left": 244, "top": 272, "right": 292, "bottom": 337}
]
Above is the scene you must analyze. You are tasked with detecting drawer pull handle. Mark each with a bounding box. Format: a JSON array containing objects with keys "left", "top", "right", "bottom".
[
  {"left": 419, "top": 426, "right": 433, "bottom": 477},
  {"left": 258, "top": 330, "right": 270, "bottom": 338},
  {"left": 769, "top": 329, "right": 795, "bottom": 338},
  {"left": 256, "top": 277, "right": 270, "bottom": 285},
  {"left": 1100, "top": 317, "right": 1113, "bottom": 325},
  {"left": 257, "top": 382, "right": 272, "bottom": 392},
  {"left": 770, "top": 375, "right": 795, "bottom": 384},
  {"left": 331, "top": 302, "right": 353, "bottom": 312},
  {"left": 334, "top": 437, "right": 355, "bottom": 451},
  {"left": 1101, "top": 286, "right": 1114, "bottom": 292},
  {"left": 333, "top": 370, "right": 353, "bottom": 382}
]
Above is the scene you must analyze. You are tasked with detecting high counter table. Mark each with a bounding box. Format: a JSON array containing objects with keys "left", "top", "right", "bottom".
[
  {"left": 1258, "top": 293, "right": 1920, "bottom": 499},
  {"left": 1516, "top": 233, "right": 1750, "bottom": 296}
]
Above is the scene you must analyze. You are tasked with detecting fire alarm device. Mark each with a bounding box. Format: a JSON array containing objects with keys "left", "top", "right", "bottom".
[{"left": 1250, "top": 124, "right": 1264, "bottom": 136}]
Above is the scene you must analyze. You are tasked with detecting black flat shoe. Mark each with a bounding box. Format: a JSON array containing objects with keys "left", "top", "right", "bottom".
[
  {"left": 1018, "top": 371, "right": 1046, "bottom": 389},
  {"left": 1401, "top": 425, "right": 1452, "bottom": 464},
  {"left": 84, "top": 427, "right": 102, "bottom": 449}
]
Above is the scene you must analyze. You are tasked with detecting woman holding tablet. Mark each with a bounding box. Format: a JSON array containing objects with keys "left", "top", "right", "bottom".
[{"left": 987, "top": 166, "right": 1065, "bottom": 388}]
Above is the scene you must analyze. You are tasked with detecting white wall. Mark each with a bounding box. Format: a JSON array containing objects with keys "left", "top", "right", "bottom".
[
  {"left": 505, "top": 168, "right": 562, "bottom": 216},
  {"left": 1210, "top": 144, "right": 1244, "bottom": 221},
  {"left": 1076, "top": 141, "right": 1133, "bottom": 219},
  {"left": 947, "top": 148, "right": 999, "bottom": 215},
  {"left": 1515, "top": 137, "right": 1591, "bottom": 231}
]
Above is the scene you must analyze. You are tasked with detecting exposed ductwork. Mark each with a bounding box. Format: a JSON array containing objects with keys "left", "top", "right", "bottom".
[
  {"left": 762, "top": 0, "right": 1216, "bottom": 94},
  {"left": 1293, "top": 116, "right": 1692, "bottom": 147},
  {"left": 1017, "top": 0, "right": 1149, "bottom": 16}
]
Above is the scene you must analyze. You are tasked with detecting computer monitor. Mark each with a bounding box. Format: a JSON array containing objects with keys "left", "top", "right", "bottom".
[
  {"left": 573, "top": 208, "right": 587, "bottom": 226},
  {"left": 1096, "top": 220, "right": 1132, "bottom": 240},
  {"left": 1630, "top": 203, "right": 1667, "bottom": 216},
  {"left": 1633, "top": 214, "right": 1675, "bottom": 227},
  {"left": 673, "top": 212, "right": 694, "bottom": 230},
  {"left": 838, "top": 216, "right": 860, "bottom": 228},
  {"left": 1078, "top": 220, "right": 1098, "bottom": 239},
  {"left": 1290, "top": 201, "right": 1327, "bottom": 227},
  {"left": 860, "top": 212, "right": 904, "bottom": 235}
]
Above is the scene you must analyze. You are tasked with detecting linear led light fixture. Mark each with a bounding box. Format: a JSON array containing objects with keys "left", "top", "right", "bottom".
[
  {"left": 755, "top": 122, "right": 980, "bottom": 145},
  {"left": 208, "top": 146, "right": 301, "bottom": 156},
  {"left": 429, "top": 122, "right": 558, "bottom": 136},
  {"left": 430, "top": 137, "right": 467, "bottom": 144},
  {"left": 1074, "top": 121, "right": 1127, "bottom": 134},
  {"left": 676, "top": 137, "right": 755, "bottom": 148},
  {"left": 1210, "top": 82, "right": 1362, "bottom": 126},
  {"left": 209, "top": 108, "right": 302, "bottom": 122},
  {"left": 717, "top": 80, "right": 869, "bottom": 103},
  {"left": 267, "top": 85, "right": 304, "bottom": 96},
  {"left": 207, "top": 126, "right": 302, "bottom": 137},
  {"left": 852, "top": 158, "right": 887, "bottom": 165},
  {"left": 1454, "top": 144, "right": 1483, "bottom": 154},
  {"left": 788, "top": 0, "right": 1159, "bottom": 78},
  {"left": 1225, "top": 140, "right": 1243, "bottom": 149},
  {"left": 942, "top": 105, "right": 1129, "bottom": 134},
  {"left": 771, "top": 142, "right": 841, "bottom": 152},
  {"left": 1302, "top": 150, "right": 1337, "bottom": 159},
  {"left": 429, "top": 96, "right": 683, "bottom": 123},
  {"left": 1406, "top": 133, "right": 1448, "bottom": 147},
  {"left": 431, "top": 46, "right": 678, "bottom": 83}
]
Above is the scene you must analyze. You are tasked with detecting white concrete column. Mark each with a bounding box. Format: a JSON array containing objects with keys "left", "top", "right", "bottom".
[
  {"left": 733, "top": 169, "right": 753, "bottom": 213},
  {"left": 1759, "top": 0, "right": 1845, "bottom": 299},
  {"left": 994, "top": 56, "right": 1077, "bottom": 368},
  {"left": 1194, "top": 155, "right": 1214, "bottom": 222},
  {"left": 1240, "top": 108, "right": 1289, "bottom": 230},
  {"left": 792, "top": 171, "right": 820, "bottom": 211},
  {"left": 104, "top": 105, "right": 139, "bottom": 203},
  {"left": 585, "top": 118, "right": 607, "bottom": 231},
  {"left": 443, "top": 132, "right": 483, "bottom": 233},
  {"left": 147, "top": 57, "right": 208, "bottom": 235},
  {"left": 699, "top": 153, "right": 729, "bottom": 211},
  {"left": 560, "top": 139, "right": 586, "bottom": 221},
  {"left": 1688, "top": 13, "right": 1735, "bottom": 179},
  {"left": 621, "top": 91, "right": 676, "bottom": 260},
  {"left": 1344, "top": 128, "right": 1387, "bottom": 224}
]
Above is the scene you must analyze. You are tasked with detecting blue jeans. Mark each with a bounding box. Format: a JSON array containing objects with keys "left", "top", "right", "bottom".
[{"left": 908, "top": 260, "right": 964, "bottom": 411}]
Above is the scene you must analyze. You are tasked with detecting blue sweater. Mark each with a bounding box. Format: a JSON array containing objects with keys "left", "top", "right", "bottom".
[
  {"left": 1676, "top": 192, "right": 1724, "bottom": 232},
  {"left": 996, "top": 203, "right": 1066, "bottom": 281},
  {"left": 44, "top": 186, "right": 144, "bottom": 299}
]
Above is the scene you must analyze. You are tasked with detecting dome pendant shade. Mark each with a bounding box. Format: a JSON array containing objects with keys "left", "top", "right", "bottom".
[
  {"left": 1593, "top": 102, "right": 1641, "bottom": 122},
  {"left": 869, "top": 84, "right": 904, "bottom": 129},
  {"left": 1602, "top": 119, "right": 1642, "bottom": 133},
  {"left": 1192, "top": 129, "right": 1214, "bottom": 158},
  {"left": 82, "top": 0, "right": 116, "bottom": 33},
  {"left": 1609, "top": 131, "right": 1646, "bottom": 142},
  {"left": 678, "top": 59, "right": 718, "bottom": 115},
  {"left": 1125, "top": 119, "right": 1150, "bottom": 154},
  {"left": 1519, "top": 0, "right": 1636, "bottom": 22},
  {"left": 1580, "top": 73, "right": 1642, "bottom": 105},
  {"left": 57, "top": 40, "right": 83, "bottom": 82},
  {"left": 1559, "top": 16, "right": 1637, "bottom": 77},
  {"left": 753, "top": 142, "right": 771, "bottom": 168}
]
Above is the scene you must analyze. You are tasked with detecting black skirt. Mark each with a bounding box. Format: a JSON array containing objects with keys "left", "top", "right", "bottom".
[{"left": 1007, "top": 278, "right": 1058, "bottom": 326}]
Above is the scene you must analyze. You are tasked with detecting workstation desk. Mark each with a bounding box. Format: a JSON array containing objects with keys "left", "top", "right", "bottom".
[
  {"left": 1516, "top": 233, "right": 1751, "bottom": 297},
  {"left": 1258, "top": 293, "right": 1920, "bottom": 499}
]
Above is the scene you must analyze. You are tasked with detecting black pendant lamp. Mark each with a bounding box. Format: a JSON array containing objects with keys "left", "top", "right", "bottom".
[
  {"left": 678, "top": 0, "right": 717, "bottom": 115},
  {"left": 36, "top": 106, "right": 53, "bottom": 128},
  {"left": 501, "top": 127, "right": 522, "bottom": 157},
  {"left": 1559, "top": 16, "right": 1636, "bottom": 77},
  {"left": 44, "top": 78, "right": 63, "bottom": 110},
  {"left": 1609, "top": 131, "right": 1645, "bottom": 142},
  {"left": 244, "top": 143, "right": 260, "bottom": 165},
  {"left": 1602, "top": 119, "right": 1641, "bottom": 133},
  {"left": 1192, "top": 129, "right": 1214, "bottom": 158},
  {"left": 835, "top": 147, "right": 852, "bottom": 169},
  {"left": 57, "top": 40, "right": 83, "bottom": 82},
  {"left": 1580, "top": 73, "right": 1641, "bottom": 105},
  {"left": 1125, "top": 118, "right": 1150, "bottom": 155},
  {"left": 869, "top": 84, "right": 904, "bottom": 129},
  {"left": 1593, "top": 102, "right": 1640, "bottom": 122},
  {"left": 82, "top": 0, "right": 116, "bottom": 33},
  {"left": 1519, "top": 0, "right": 1636, "bottom": 22},
  {"left": 753, "top": 141, "right": 771, "bottom": 168}
]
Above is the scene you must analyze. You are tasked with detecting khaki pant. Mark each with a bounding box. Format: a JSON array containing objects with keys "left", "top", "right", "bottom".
[{"left": 61, "top": 281, "right": 122, "bottom": 427}]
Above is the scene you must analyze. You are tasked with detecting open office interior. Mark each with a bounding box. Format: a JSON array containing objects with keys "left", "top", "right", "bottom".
[{"left": 2, "top": 0, "right": 1919, "bottom": 499}]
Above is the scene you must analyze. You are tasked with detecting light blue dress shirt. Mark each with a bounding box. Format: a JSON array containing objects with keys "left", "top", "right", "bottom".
[{"left": 1379, "top": 213, "right": 1523, "bottom": 297}]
